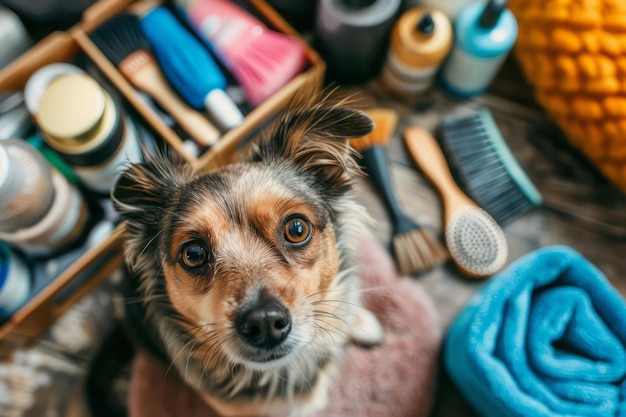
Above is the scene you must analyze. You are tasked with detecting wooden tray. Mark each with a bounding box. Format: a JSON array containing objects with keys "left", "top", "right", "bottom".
[{"left": 0, "top": 0, "right": 324, "bottom": 356}]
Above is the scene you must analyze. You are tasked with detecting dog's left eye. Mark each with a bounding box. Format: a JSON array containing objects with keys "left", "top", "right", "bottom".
[
  {"left": 284, "top": 217, "right": 312, "bottom": 245},
  {"left": 180, "top": 240, "right": 209, "bottom": 269}
]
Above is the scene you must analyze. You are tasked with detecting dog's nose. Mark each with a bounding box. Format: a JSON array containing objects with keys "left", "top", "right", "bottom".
[{"left": 236, "top": 297, "right": 291, "bottom": 349}]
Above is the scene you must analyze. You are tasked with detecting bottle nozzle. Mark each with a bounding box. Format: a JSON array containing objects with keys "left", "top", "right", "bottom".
[
  {"left": 478, "top": 0, "right": 507, "bottom": 29},
  {"left": 416, "top": 12, "right": 435, "bottom": 36}
]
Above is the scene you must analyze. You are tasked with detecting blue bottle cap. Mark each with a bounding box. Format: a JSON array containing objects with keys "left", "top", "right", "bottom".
[{"left": 479, "top": 0, "right": 507, "bottom": 29}]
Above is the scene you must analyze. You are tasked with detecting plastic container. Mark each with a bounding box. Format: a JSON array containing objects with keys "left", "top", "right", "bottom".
[
  {"left": 315, "top": 0, "right": 401, "bottom": 82},
  {"left": 382, "top": 7, "right": 452, "bottom": 96},
  {"left": 440, "top": 0, "right": 518, "bottom": 98}
]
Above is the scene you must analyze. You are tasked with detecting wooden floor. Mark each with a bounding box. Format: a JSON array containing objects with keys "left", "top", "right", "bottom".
[{"left": 2, "top": 59, "right": 626, "bottom": 416}]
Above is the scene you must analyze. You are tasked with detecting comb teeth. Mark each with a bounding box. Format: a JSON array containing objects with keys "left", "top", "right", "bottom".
[{"left": 439, "top": 109, "right": 542, "bottom": 225}]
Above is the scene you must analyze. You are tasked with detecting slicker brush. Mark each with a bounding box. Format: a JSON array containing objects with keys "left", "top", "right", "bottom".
[
  {"left": 351, "top": 108, "right": 448, "bottom": 275},
  {"left": 403, "top": 125, "right": 507, "bottom": 279}
]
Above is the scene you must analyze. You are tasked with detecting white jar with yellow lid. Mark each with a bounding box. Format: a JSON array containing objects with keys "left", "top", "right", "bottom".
[{"left": 36, "top": 73, "right": 141, "bottom": 194}]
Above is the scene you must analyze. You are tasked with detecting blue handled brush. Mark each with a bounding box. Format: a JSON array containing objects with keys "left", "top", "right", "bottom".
[{"left": 139, "top": 5, "right": 244, "bottom": 131}]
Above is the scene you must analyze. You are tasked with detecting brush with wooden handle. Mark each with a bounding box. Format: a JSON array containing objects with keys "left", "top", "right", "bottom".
[
  {"left": 403, "top": 125, "right": 508, "bottom": 279},
  {"left": 351, "top": 109, "right": 448, "bottom": 275},
  {"left": 90, "top": 13, "right": 220, "bottom": 147}
]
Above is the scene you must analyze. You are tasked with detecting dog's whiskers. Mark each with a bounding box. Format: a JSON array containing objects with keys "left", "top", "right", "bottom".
[
  {"left": 189, "top": 331, "right": 220, "bottom": 371},
  {"left": 304, "top": 342, "right": 336, "bottom": 363},
  {"left": 165, "top": 330, "right": 204, "bottom": 380},
  {"left": 184, "top": 334, "right": 206, "bottom": 379},
  {"left": 309, "top": 301, "right": 358, "bottom": 318},
  {"left": 313, "top": 324, "right": 344, "bottom": 348},
  {"left": 305, "top": 285, "right": 387, "bottom": 301},
  {"left": 166, "top": 326, "right": 218, "bottom": 380},
  {"left": 312, "top": 316, "right": 350, "bottom": 344},
  {"left": 310, "top": 297, "right": 372, "bottom": 310},
  {"left": 312, "top": 313, "right": 352, "bottom": 337},
  {"left": 287, "top": 356, "right": 312, "bottom": 394},
  {"left": 164, "top": 322, "right": 218, "bottom": 347},
  {"left": 312, "top": 309, "right": 352, "bottom": 325},
  {"left": 200, "top": 336, "right": 225, "bottom": 374}
]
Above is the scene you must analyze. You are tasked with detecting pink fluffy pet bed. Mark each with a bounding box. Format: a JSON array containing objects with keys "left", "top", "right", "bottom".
[{"left": 128, "top": 235, "right": 443, "bottom": 417}]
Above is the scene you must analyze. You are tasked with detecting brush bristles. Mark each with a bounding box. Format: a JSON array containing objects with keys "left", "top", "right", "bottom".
[
  {"left": 446, "top": 207, "right": 508, "bottom": 278},
  {"left": 439, "top": 110, "right": 541, "bottom": 225},
  {"left": 90, "top": 13, "right": 151, "bottom": 66},
  {"left": 393, "top": 228, "right": 449, "bottom": 275},
  {"left": 349, "top": 108, "right": 399, "bottom": 152},
  {"left": 231, "top": 30, "right": 307, "bottom": 106}
]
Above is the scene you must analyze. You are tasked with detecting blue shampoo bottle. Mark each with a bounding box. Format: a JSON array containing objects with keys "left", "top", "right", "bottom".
[{"left": 440, "top": 0, "right": 517, "bottom": 98}]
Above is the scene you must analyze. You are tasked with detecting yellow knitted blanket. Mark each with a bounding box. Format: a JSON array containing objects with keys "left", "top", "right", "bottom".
[{"left": 508, "top": 0, "right": 626, "bottom": 192}]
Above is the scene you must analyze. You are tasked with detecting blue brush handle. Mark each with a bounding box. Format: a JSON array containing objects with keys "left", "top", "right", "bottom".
[{"left": 141, "top": 6, "right": 226, "bottom": 109}]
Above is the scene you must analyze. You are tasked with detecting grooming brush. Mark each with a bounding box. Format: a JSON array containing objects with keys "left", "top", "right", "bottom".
[
  {"left": 175, "top": 0, "right": 307, "bottom": 106},
  {"left": 439, "top": 109, "right": 542, "bottom": 225},
  {"left": 350, "top": 109, "right": 448, "bottom": 275},
  {"left": 404, "top": 125, "right": 508, "bottom": 279},
  {"left": 90, "top": 13, "right": 220, "bottom": 147},
  {"left": 137, "top": 5, "right": 244, "bottom": 131}
]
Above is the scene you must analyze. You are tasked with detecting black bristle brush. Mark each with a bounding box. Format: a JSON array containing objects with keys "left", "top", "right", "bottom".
[
  {"left": 350, "top": 108, "right": 448, "bottom": 275},
  {"left": 89, "top": 13, "right": 220, "bottom": 147},
  {"left": 438, "top": 109, "right": 543, "bottom": 225}
]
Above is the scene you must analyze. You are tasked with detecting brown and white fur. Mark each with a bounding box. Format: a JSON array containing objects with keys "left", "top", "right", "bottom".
[{"left": 112, "top": 96, "right": 384, "bottom": 417}]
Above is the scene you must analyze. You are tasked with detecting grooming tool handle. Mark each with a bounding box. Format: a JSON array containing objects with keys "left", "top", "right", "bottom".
[
  {"left": 361, "top": 147, "right": 415, "bottom": 234},
  {"left": 120, "top": 53, "right": 220, "bottom": 147},
  {"left": 404, "top": 126, "right": 475, "bottom": 214}
]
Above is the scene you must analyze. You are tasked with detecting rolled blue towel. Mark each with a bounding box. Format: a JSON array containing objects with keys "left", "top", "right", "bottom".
[{"left": 445, "top": 245, "right": 626, "bottom": 417}]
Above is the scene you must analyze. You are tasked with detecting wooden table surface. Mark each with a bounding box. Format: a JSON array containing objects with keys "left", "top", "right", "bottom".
[{"left": 2, "top": 59, "right": 626, "bottom": 417}]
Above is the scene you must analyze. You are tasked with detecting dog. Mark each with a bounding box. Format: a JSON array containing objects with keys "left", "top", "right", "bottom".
[{"left": 112, "top": 95, "right": 385, "bottom": 417}]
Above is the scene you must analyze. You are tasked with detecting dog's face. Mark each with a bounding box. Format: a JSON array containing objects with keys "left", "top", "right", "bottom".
[
  {"left": 155, "top": 163, "right": 350, "bottom": 369},
  {"left": 113, "top": 101, "right": 373, "bottom": 381}
]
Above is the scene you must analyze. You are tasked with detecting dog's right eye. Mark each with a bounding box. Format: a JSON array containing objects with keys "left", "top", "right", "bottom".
[
  {"left": 284, "top": 216, "right": 312, "bottom": 246},
  {"left": 180, "top": 240, "right": 209, "bottom": 270}
]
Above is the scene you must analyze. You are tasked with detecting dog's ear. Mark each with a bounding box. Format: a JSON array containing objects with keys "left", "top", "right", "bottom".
[
  {"left": 281, "top": 106, "right": 374, "bottom": 141},
  {"left": 252, "top": 101, "right": 374, "bottom": 194},
  {"left": 112, "top": 149, "right": 191, "bottom": 226}
]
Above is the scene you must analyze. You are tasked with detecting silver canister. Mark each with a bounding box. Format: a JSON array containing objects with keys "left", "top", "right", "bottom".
[
  {"left": 0, "top": 138, "right": 55, "bottom": 232},
  {"left": 0, "top": 139, "right": 90, "bottom": 256},
  {"left": 0, "top": 91, "right": 34, "bottom": 140},
  {"left": 0, "top": 5, "right": 33, "bottom": 70}
]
